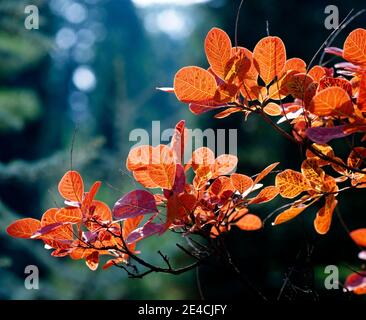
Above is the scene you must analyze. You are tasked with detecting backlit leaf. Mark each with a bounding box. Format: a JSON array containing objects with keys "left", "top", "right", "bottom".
[
  {"left": 205, "top": 28, "right": 232, "bottom": 79},
  {"left": 236, "top": 214, "right": 262, "bottom": 231},
  {"left": 174, "top": 66, "right": 217, "bottom": 104},
  {"left": 273, "top": 204, "right": 309, "bottom": 225},
  {"left": 308, "top": 87, "right": 353, "bottom": 116},
  {"left": 253, "top": 36, "right": 286, "bottom": 84},
  {"left": 350, "top": 228, "right": 366, "bottom": 247},
  {"left": 314, "top": 196, "right": 338, "bottom": 235},
  {"left": 275, "top": 169, "right": 310, "bottom": 198},
  {"left": 343, "top": 28, "right": 366, "bottom": 66},
  {"left": 230, "top": 173, "right": 253, "bottom": 194},
  {"left": 7, "top": 218, "right": 41, "bottom": 239},
  {"left": 248, "top": 186, "right": 279, "bottom": 204},
  {"left": 213, "top": 154, "right": 238, "bottom": 177},
  {"left": 113, "top": 190, "right": 158, "bottom": 220},
  {"left": 58, "top": 171, "right": 84, "bottom": 203}
]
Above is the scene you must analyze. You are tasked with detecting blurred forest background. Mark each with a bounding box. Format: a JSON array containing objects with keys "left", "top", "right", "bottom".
[{"left": 0, "top": 0, "right": 365, "bottom": 300}]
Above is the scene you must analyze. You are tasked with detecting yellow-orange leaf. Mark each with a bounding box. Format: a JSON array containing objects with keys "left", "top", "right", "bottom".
[
  {"left": 275, "top": 169, "right": 310, "bottom": 198},
  {"left": 214, "top": 107, "right": 242, "bottom": 119},
  {"left": 263, "top": 102, "right": 282, "bottom": 116},
  {"left": 249, "top": 186, "right": 279, "bottom": 204},
  {"left": 314, "top": 196, "right": 338, "bottom": 235},
  {"left": 343, "top": 28, "right": 366, "bottom": 66},
  {"left": 205, "top": 28, "right": 232, "bottom": 79},
  {"left": 273, "top": 204, "right": 308, "bottom": 225},
  {"left": 253, "top": 36, "right": 286, "bottom": 84},
  {"left": 308, "top": 87, "right": 354, "bottom": 116},
  {"left": 301, "top": 158, "right": 325, "bottom": 188},
  {"left": 253, "top": 162, "right": 280, "bottom": 185},
  {"left": 236, "top": 214, "right": 262, "bottom": 231},
  {"left": 174, "top": 66, "right": 217, "bottom": 104}
]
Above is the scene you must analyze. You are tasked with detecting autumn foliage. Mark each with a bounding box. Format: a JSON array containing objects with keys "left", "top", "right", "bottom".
[{"left": 7, "top": 26, "right": 366, "bottom": 296}]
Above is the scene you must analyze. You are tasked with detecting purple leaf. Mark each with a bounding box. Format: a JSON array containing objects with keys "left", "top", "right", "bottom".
[
  {"left": 126, "top": 221, "right": 165, "bottom": 244},
  {"left": 31, "top": 222, "right": 66, "bottom": 238},
  {"left": 113, "top": 190, "right": 158, "bottom": 220},
  {"left": 306, "top": 125, "right": 348, "bottom": 144}
]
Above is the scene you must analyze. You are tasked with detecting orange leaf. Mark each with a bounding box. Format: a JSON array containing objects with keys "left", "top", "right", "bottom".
[
  {"left": 308, "top": 87, "right": 354, "bottom": 116},
  {"left": 301, "top": 158, "right": 325, "bottom": 188},
  {"left": 314, "top": 196, "right": 338, "bottom": 234},
  {"left": 123, "top": 216, "right": 144, "bottom": 239},
  {"left": 58, "top": 170, "right": 84, "bottom": 203},
  {"left": 347, "top": 147, "right": 366, "bottom": 168},
  {"left": 214, "top": 107, "right": 242, "bottom": 119},
  {"left": 283, "top": 57, "right": 306, "bottom": 74},
  {"left": 86, "top": 200, "right": 112, "bottom": 229},
  {"left": 40, "top": 208, "right": 74, "bottom": 248},
  {"left": 253, "top": 36, "right": 286, "bottom": 84},
  {"left": 308, "top": 65, "right": 326, "bottom": 82},
  {"left": 236, "top": 214, "right": 262, "bottom": 231},
  {"left": 224, "top": 49, "right": 251, "bottom": 85},
  {"left": 343, "top": 28, "right": 366, "bottom": 66},
  {"left": 350, "top": 228, "right": 366, "bottom": 247},
  {"left": 253, "top": 162, "right": 279, "bottom": 185},
  {"left": 213, "top": 154, "right": 238, "bottom": 177},
  {"left": 144, "top": 145, "right": 177, "bottom": 190},
  {"left": 54, "top": 207, "right": 83, "bottom": 223},
  {"left": 232, "top": 47, "right": 258, "bottom": 81},
  {"left": 82, "top": 181, "right": 101, "bottom": 212},
  {"left": 263, "top": 102, "right": 282, "bottom": 116},
  {"left": 191, "top": 147, "right": 215, "bottom": 171},
  {"left": 273, "top": 203, "right": 309, "bottom": 225},
  {"left": 7, "top": 218, "right": 41, "bottom": 239},
  {"left": 174, "top": 66, "right": 217, "bottom": 104},
  {"left": 204, "top": 28, "right": 232, "bottom": 79},
  {"left": 358, "top": 73, "right": 366, "bottom": 111},
  {"left": 319, "top": 76, "right": 353, "bottom": 97},
  {"left": 275, "top": 169, "right": 310, "bottom": 198},
  {"left": 133, "top": 169, "right": 160, "bottom": 189},
  {"left": 230, "top": 173, "right": 253, "bottom": 194},
  {"left": 85, "top": 251, "right": 99, "bottom": 271},
  {"left": 286, "top": 73, "right": 314, "bottom": 100},
  {"left": 126, "top": 145, "right": 153, "bottom": 171},
  {"left": 248, "top": 186, "right": 279, "bottom": 204}
]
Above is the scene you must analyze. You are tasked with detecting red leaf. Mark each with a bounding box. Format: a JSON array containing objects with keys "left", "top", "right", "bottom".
[
  {"left": 58, "top": 171, "right": 84, "bottom": 203},
  {"left": 7, "top": 218, "right": 41, "bottom": 239}
]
